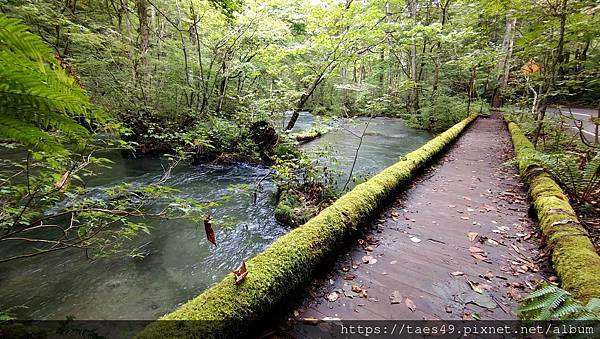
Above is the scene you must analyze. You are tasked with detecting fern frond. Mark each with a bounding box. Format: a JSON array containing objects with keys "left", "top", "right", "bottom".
[
  {"left": 519, "top": 284, "right": 600, "bottom": 321},
  {"left": 553, "top": 301, "right": 580, "bottom": 318},
  {"left": 584, "top": 298, "right": 600, "bottom": 314},
  {"left": 0, "top": 14, "right": 104, "bottom": 151},
  {"left": 520, "top": 284, "right": 562, "bottom": 301}
]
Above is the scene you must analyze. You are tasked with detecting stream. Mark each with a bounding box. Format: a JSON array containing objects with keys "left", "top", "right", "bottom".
[{"left": 0, "top": 114, "right": 431, "bottom": 320}]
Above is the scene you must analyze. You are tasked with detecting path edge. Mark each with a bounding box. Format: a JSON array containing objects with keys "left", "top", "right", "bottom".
[
  {"left": 136, "top": 114, "right": 478, "bottom": 339},
  {"left": 505, "top": 116, "right": 600, "bottom": 302}
]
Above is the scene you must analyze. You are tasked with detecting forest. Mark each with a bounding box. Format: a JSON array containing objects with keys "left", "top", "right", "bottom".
[{"left": 1, "top": 0, "right": 599, "bottom": 335}]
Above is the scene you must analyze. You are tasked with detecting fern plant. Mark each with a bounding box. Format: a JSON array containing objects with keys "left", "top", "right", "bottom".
[
  {"left": 0, "top": 13, "right": 105, "bottom": 152},
  {"left": 518, "top": 284, "right": 600, "bottom": 320},
  {"left": 531, "top": 151, "right": 600, "bottom": 203}
]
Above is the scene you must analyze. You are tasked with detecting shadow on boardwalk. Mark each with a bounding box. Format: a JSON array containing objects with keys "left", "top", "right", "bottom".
[{"left": 266, "top": 113, "right": 553, "bottom": 337}]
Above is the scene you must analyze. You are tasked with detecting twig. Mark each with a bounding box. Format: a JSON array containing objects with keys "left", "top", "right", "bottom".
[{"left": 342, "top": 117, "right": 372, "bottom": 192}]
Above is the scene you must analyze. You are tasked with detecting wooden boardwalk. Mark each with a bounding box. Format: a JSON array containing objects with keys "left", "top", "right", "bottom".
[{"left": 271, "top": 114, "right": 551, "bottom": 337}]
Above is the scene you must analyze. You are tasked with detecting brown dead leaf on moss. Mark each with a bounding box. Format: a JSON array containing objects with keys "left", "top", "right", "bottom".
[{"left": 232, "top": 261, "right": 248, "bottom": 285}]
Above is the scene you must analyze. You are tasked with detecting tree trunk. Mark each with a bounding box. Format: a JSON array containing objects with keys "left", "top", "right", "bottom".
[
  {"left": 408, "top": 0, "right": 419, "bottom": 114},
  {"left": 492, "top": 17, "right": 516, "bottom": 108},
  {"left": 532, "top": 0, "right": 568, "bottom": 147}
]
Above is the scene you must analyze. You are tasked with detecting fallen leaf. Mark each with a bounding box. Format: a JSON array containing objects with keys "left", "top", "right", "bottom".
[
  {"left": 468, "top": 280, "right": 483, "bottom": 294},
  {"left": 204, "top": 215, "right": 216, "bottom": 245},
  {"left": 405, "top": 298, "right": 416, "bottom": 311},
  {"left": 343, "top": 275, "right": 356, "bottom": 280},
  {"left": 463, "top": 311, "right": 473, "bottom": 320},
  {"left": 352, "top": 285, "right": 363, "bottom": 293},
  {"left": 410, "top": 236, "right": 421, "bottom": 243},
  {"left": 450, "top": 271, "right": 464, "bottom": 276},
  {"left": 362, "top": 255, "right": 377, "bottom": 264},
  {"left": 390, "top": 291, "right": 402, "bottom": 304},
  {"left": 461, "top": 216, "right": 470, "bottom": 220},
  {"left": 508, "top": 287, "right": 522, "bottom": 300},
  {"left": 487, "top": 239, "right": 499, "bottom": 246},
  {"left": 467, "top": 232, "right": 478, "bottom": 242},
  {"left": 548, "top": 276, "right": 558, "bottom": 282},
  {"left": 327, "top": 291, "right": 339, "bottom": 302},
  {"left": 233, "top": 261, "right": 248, "bottom": 285},
  {"left": 483, "top": 271, "right": 494, "bottom": 280},
  {"left": 302, "top": 317, "right": 320, "bottom": 325},
  {"left": 341, "top": 267, "right": 350, "bottom": 272},
  {"left": 471, "top": 253, "right": 487, "bottom": 261},
  {"left": 469, "top": 246, "right": 485, "bottom": 254}
]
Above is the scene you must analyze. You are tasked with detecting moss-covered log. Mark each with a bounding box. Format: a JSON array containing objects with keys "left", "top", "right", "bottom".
[
  {"left": 137, "top": 114, "right": 478, "bottom": 339},
  {"left": 290, "top": 127, "right": 329, "bottom": 143},
  {"left": 506, "top": 119, "right": 600, "bottom": 302}
]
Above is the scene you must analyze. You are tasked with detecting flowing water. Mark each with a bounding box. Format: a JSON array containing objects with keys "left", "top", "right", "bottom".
[{"left": 0, "top": 114, "right": 431, "bottom": 320}]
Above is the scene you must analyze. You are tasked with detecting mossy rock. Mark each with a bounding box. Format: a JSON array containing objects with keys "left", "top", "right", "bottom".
[
  {"left": 505, "top": 116, "right": 600, "bottom": 302},
  {"left": 136, "top": 114, "right": 478, "bottom": 339}
]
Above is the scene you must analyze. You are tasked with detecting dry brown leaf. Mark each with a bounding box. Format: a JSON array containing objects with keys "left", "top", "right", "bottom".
[
  {"left": 233, "top": 261, "right": 248, "bottom": 285},
  {"left": 467, "top": 232, "right": 478, "bottom": 242},
  {"left": 469, "top": 246, "right": 485, "bottom": 254},
  {"left": 204, "top": 216, "right": 216, "bottom": 245},
  {"left": 508, "top": 287, "right": 521, "bottom": 300},
  {"left": 450, "top": 271, "right": 465, "bottom": 276},
  {"left": 352, "top": 285, "right": 363, "bottom": 293},
  {"left": 327, "top": 291, "right": 339, "bottom": 302},
  {"left": 390, "top": 291, "right": 402, "bottom": 304},
  {"left": 483, "top": 271, "right": 494, "bottom": 280},
  {"left": 471, "top": 253, "right": 487, "bottom": 261},
  {"left": 405, "top": 297, "right": 416, "bottom": 311},
  {"left": 487, "top": 238, "right": 499, "bottom": 246}
]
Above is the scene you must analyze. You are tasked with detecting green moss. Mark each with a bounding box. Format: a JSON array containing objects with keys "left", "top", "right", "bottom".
[
  {"left": 273, "top": 190, "right": 314, "bottom": 227},
  {"left": 137, "top": 114, "right": 478, "bottom": 339},
  {"left": 505, "top": 118, "right": 600, "bottom": 302}
]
